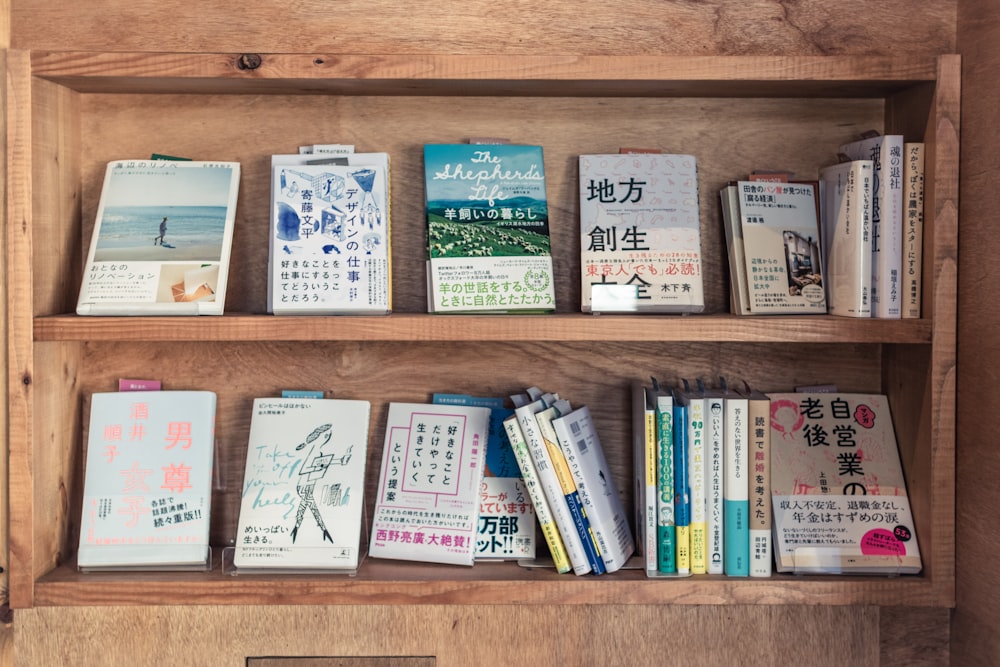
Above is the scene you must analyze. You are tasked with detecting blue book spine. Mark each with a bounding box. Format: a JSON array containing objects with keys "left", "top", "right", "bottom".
[
  {"left": 673, "top": 403, "right": 690, "bottom": 574},
  {"left": 724, "top": 499, "right": 750, "bottom": 577},
  {"left": 565, "top": 489, "right": 606, "bottom": 575},
  {"left": 656, "top": 401, "right": 676, "bottom": 573}
]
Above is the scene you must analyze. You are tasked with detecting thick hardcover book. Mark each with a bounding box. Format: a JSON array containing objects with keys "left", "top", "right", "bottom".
[
  {"left": 424, "top": 143, "right": 556, "bottom": 313},
  {"left": 839, "top": 134, "right": 904, "bottom": 319},
  {"left": 77, "top": 160, "right": 240, "bottom": 315},
  {"left": 552, "top": 405, "right": 636, "bottom": 573},
  {"left": 78, "top": 390, "right": 216, "bottom": 570},
  {"left": 903, "top": 143, "right": 925, "bottom": 319},
  {"left": 631, "top": 382, "right": 659, "bottom": 576},
  {"left": 432, "top": 394, "right": 535, "bottom": 561},
  {"left": 234, "top": 398, "right": 371, "bottom": 572},
  {"left": 723, "top": 393, "right": 750, "bottom": 577},
  {"left": 369, "top": 402, "right": 490, "bottom": 566},
  {"left": 269, "top": 153, "right": 391, "bottom": 314},
  {"left": 736, "top": 181, "right": 827, "bottom": 314},
  {"left": 744, "top": 387, "right": 772, "bottom": 577},
  {"left": 578, "top": 153, "right": 704, "bottom": 313},
  {"left": 768, "top": 393, "right": 922, "bottom": 574},
  {"left": 819, "top": 160, "right": 874, "bottom": 318}
]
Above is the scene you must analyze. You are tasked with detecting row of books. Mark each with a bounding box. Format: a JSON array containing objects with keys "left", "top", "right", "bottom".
[
  {"left": 720, "top": 134, "right": 925, "bottom": 318},
  {"left": 633, "top": 380, "right": 922, "bottom": 576},
  {"left": 73, "top": 136, "right": 925, "bottom": 319}
]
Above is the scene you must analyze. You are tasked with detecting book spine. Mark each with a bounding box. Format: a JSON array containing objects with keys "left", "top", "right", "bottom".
[
  {"left": 724, "top": 397, "right": 750, "bottom": 576},
  {"left": 515, "top": 403, "right": 592, "bottom": 575},
  {"left": 747, "top": 395, "right": 772, "bottom": 577},
  {"left": 688, "top": 397, "right": 707, "bottom": 574},
  {"left": 641, "top": 388, "right": 659, "bottom": 575},
  {"left": 903, "top": 142, "right": 925, "bottom": 319},
  {"left": 535, "top": 407, "right": 606, "bottom": 575},
  {"left": 502, "top": 416, "right": 570, "bottom": 573},
  {"left": 873, "top": 137, "right": 904, "bottom": 319},
  {"left": 673, "top": 402, "right": 690, "bottom": 575},
  {"left": 655, "top": 395, "right": 676, "bottom": 573},
  {"left": 705, "top": 395, "right": 726, "bottom": 575}
]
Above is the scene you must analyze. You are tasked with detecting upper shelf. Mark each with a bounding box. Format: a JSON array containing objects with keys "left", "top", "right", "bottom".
[
  {"left": 33, "top": 313, "right": 932, "bottom": 343},
  {"left": 28, "top": 52, "right": 942, "bottom": 97}
]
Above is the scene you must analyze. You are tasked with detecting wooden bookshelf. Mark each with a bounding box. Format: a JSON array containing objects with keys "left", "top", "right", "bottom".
[{"left": 5, "top": 50, "right": 958, "bottom": 611}]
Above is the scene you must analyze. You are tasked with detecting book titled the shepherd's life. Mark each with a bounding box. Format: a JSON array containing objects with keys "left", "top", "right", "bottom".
[
  {"left": 269, "top": 153, "right": 390, "bottom": 314},
  {"left": 233, "top": 398, "right": 371, "bottom": 573},
  {"left": 424, "top": 144, "right": 555, "bottom": 313},
  {"left": 77, "top": 160, "right": 240, "bottom": 315},
  {"left": 737, "top": 181, "right": 827, "bottom": 314},
  {"left": 768, "top": 392, "right": 921, "bottom": 574},
  {"left": 78, "top": 390, "right": 216, "bottom": 570},
  {"left": 369, "top": 402, "right": 491, "bottom": 566},
  {"left": 579, "top": 153, "right": 704, "bottom": 313}
]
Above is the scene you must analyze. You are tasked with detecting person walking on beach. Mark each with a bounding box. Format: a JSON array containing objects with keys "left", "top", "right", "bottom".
[{"left": 154, "top": 216, "right": 168, "bottom": 246}]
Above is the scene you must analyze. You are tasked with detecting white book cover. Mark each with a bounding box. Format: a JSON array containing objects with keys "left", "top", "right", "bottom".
[
  {"left": 77, "top": 160, "right": 240, "bottom": 316},
  {"left": 819, "top": 160, "right": 874, "bottom": 318},
  {"left": 78, "top": 390, "right": 216, "bottom": 570},
  {"left": 269, "top": 153, "right": 390, "bottom": 314},
  {"left": 839, "top": 134, "right": 904, "bottom": 318},
  {"left": 369, "top": 402, "right": 490, "bottom": 566},
  {"left": 736, "top": 181, "right": 827, "bottom": 314},
  {"left": 704, "top": 392, "right": 726, "bottom": 575},
  {"left": 233, "top": 398, "right": 371, "bottom": 572},
  {"left": 579, "top": 153, "right": 704, "bottom": 313},
  {"left": 552, "top": 405, "right": 635, "bottom": 573},
  {"left": 744, "top": 388, "right": 772, "bottom": 578}
]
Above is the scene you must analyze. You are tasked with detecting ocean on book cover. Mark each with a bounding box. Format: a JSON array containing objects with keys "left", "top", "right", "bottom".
[
  {"left": 233, "top": 398, "right": 371, "bottom": 572},
  {"left": 424, "top": 144, "right": 555, "bottom": 313},
  {"left": 768, "top": 392, "right": 921, "bottom": 574},
  {"left": 579, "top": 153, "right": 704, "bottom": 313},
  {"left": 269, "top": 153, "right": 390, "bottom": 314},
  {"left": 78, "top": 390, "right": 217, "bottom": 570},
  {"left": 77, "top": 160, "right": 240, "bottom": 316},
  {"left": 369, "top": 402, "right": 491, "bottom": 566}
]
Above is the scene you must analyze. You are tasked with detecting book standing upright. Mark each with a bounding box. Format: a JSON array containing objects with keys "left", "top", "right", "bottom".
[
  {"left": 902, "top": 143, "right": 926, "bottom": 319},
  {"left": 818, "top": 159, "right": 874, "bottom": 318}
]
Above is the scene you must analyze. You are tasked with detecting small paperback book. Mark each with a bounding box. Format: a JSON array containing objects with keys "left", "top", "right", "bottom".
[
  {"left": 579, "top": 153, "right": 704, "bottom": 313},
  {"left": 736, "top": 181, "right": 827, "bottom": 314},
  {"left": 768, "top": 392, "right": 921, "bottom": 574},
  {"left": 233, "top": 397, "right": 372, "bottom": 572},
  {"left": 424, "top": 143, "right": 556, "bottom": 313},
  {"left": 270, "top": 152, "right": 391, "bottom": 314},
  {"left": 77, "top": 160, "right": 240, "bottom": 315},
  {"left": 818, "top": 160, "right": 874, "bottom": 318},
  {"left": 78, "top": 390, "right": 217, "bottom": 570},
  {"left": 369, "top": 402, "right": 491, "bottom": 566}
]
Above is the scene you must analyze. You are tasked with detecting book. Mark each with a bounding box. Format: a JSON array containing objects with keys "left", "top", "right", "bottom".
[
  {"left": 743, "top": 385, "right": 772, "bottom": 577},
  {"left": 579, "top": 153, "right": 704, "bottom": 313},
  {"left": 723, "top": 391, "right": 750, "bottom": 576},
  {"left": 269, "top": 152, "right": 391, "bottom": 314},
  {"left": 819, "top": 159, "right": 874, "bottom": 317},
  {"left": 677, "top": 383, "right": 708, "bottom": 574},
  {"left": 233, "top": 397, "right": 371, "bottom": 572},
  {"left": 77, "top": 160, "right": 240, "bottom": 316},
  {"left": 78, "top": 390, "right": 216, "bottom": 570},
  {"left": 736, "top": 180, "right": 827, "bottom": 314},
  {"left": 903, "top": 143, "right": 925, "bottom": 319},
  {"left": 502, "top": 415, "right": 571, "bottom": 572},
  {"left": 768, "top": 392, "right": 922, "bottom": 574},
  {"left": 552, "top": 404, "right": 636, "bottom": 573},
  {"left": 432, "top": 394, "right": 535, "bottom": 560},
  {"left": 719, "top": 183, "right": 751, "bottom": 315},
  {"left": 839, "top": 134, "right": 905, "bottom": 318},
  {"left": 631, "top": 381, "right": 659, "bottom": 576},
  {"left": 424, "top": 143, "right": 556, "bottom": 313},
  {"left": 654, "top": 387, "right": 678, "bottom": 574},
  {"left": 704, "top": 385, "right": 726, "bottom": 575},
  {"left": 368, "top": 402, "right": 490, "bottom": 566},
  {"left": 672, "top": 397, "right": 691, "bottom": 574}
]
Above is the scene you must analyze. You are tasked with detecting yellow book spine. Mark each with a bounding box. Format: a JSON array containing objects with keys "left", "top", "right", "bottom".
[{"left": 676, "top": 525, "right": 691, "bottom": 574}]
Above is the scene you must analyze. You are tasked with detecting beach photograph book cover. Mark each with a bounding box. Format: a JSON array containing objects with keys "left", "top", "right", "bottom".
[{"left": 77, "top": 160, "right": 241, "bottom": 316}]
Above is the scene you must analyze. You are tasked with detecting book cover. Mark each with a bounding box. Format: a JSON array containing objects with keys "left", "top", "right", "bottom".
[
  {"left": 768, "top": 392, "right": 922, "bottom": 574},
  {"left": 723, "top": 392, "right": 750, "bottom": 577},
  {"left": 704, "top": 389, "right": 726, "bottom": 575},
  {"left": 579, "top": 153, "right": 704, "bottom": 313},
  {"left": 719, "top": 183, "right": 751, "bottom": 315},
  {"left": 78, "top": 390, "right": 216, "bottom": 570},
  {"left": 432, "top": 394, "right": 535, "bottom": 560},
  {"left": 369, "top": 402, "right": 490, "bottom": 566},
  {"left": 269, "top": 153, "right": 391, "bottom": 314},
  {"left": 736, "top": 181, "right": 827, "bottom": 314},
  {"left": 234, "top": 397, "right": 371, "bottom": 572},
  {"left": 677, "top": 385, "right": 707, "bottom": 574},
  {"left": 839, "top": 134, "right": 905, "bottom": 319},
  {"left": 424, "top": 144, "right": 556, "bottom": 313},
  {"left": 744, "top": 387, "right": 772, "bottom": 577},
  {"left": 903, "top": 143, "right": 925, "bottom": 319},
  {"left": 631, "top": 382, "right": 659, "bottom": 576},
  {"left": 818, "top": 160, "right": 874, "bottom": 318},
  {"left": 77, "top": 160, "right": 240, "bottom": 316},
  {"left": 552, "top": 404, "right": 636, "bottom": 573},
  {"left": 654, "top": 388, "right": 677, "bottom": 575}
]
